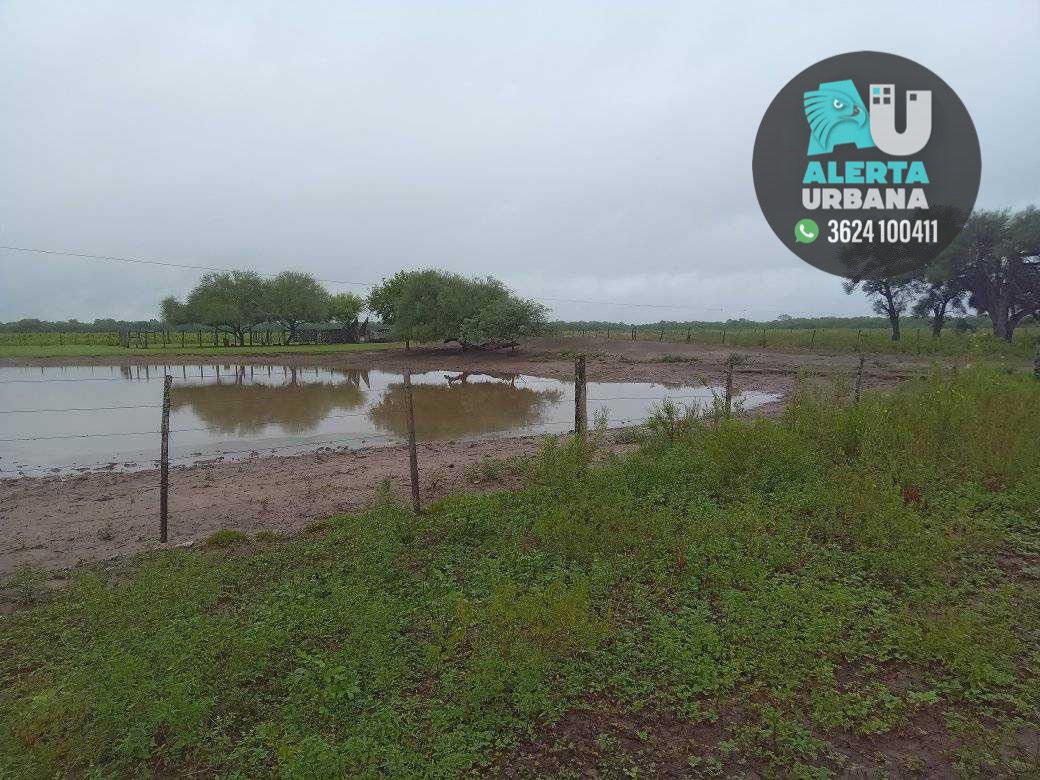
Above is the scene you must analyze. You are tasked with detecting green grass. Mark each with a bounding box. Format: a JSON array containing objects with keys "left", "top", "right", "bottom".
[
  {"left": 567, "top": 326, "right": 1040, "bottom": 358},
  {"left": 0, "top": 341, "right": 404, "bottom": 359},
  {"left": 1, "top": 368, "right": 1038, "bottom": 775},
  {"left": 203, "top": 530, "right": 250, "bottom": 548}
]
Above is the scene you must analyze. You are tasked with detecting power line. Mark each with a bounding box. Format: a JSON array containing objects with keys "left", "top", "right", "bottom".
[
  {"left": 0, "top": 244, "right": 787, "bottom": 315},
  {"left": 0, "top": 246, "right": 372, "bottom": 288}
]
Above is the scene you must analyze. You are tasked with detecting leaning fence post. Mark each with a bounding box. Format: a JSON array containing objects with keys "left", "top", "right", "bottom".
[
  {"left": 404, "top": 369, "right": 421, "bottom": 514},
  {"left": 160, "top": 375, "right": 172, "bottom": 542},
  {"left": 853, "top": 354, "right": 865, "bottom": 405},
  {"left": 574, "top": 353, "right": 587, "bottom": 437}
]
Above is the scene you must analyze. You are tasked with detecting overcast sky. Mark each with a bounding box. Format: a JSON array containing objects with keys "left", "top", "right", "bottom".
[{"left": 1, "top": 1, "right": 1037, "bottom": 323}]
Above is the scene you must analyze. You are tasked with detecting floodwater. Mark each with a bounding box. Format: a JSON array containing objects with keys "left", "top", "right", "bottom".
[{"left": 0, "top": 364, "right": 779, "bottom": 477}]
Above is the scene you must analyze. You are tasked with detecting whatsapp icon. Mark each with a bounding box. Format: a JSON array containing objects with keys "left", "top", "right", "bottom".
[{"left": 794, "top": 218, "right": 819, "bottom": 244}]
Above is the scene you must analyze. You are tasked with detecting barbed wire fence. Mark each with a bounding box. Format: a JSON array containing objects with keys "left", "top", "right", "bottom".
[{"left": 2, "top": 356, "right": 751, "bottom": 546}]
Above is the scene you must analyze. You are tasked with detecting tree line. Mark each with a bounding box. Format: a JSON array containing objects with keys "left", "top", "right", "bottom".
[
  {"left": 0, "top": 317, "right": 163, "bottom": 333},
  {"left": 160, "top": 269, "right": 550, "bottom": 348},
  {"left": 554, "top": 315, "right": 995, "bottom": 333},
  {"left": 6, "top": 206, "right": 1037, "bottom": 348},
  {"left": 846, "top": 206, "right": 1039, "bottom": 341},
  {"left": 161, "top": 271, "right": 366, "bottom": 345}
]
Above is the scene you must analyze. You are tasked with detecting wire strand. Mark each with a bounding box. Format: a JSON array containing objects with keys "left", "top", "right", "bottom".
[{"left": 0, "top": 244, "right": 792, "bottom": 314}]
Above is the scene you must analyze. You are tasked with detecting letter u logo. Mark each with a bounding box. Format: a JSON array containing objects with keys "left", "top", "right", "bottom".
[{"left": 868, "top": 84, "right": 932, "bottom": 156}]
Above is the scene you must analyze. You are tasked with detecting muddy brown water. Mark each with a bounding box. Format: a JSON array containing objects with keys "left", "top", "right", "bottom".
[{"left": 0, "top": 363, "right": 779, "bottom": 477}]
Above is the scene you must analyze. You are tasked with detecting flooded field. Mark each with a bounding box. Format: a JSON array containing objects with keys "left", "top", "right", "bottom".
[{"left": 0, "top": 363, "right": 778, "bottom": 477}]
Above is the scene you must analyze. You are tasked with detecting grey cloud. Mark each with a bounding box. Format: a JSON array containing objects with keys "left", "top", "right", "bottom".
[{"left": 1, "top": 1, "right": 1037, "bottom": 322}]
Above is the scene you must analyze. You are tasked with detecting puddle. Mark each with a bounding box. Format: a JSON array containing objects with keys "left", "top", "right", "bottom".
[{"left": 0, "top": 364, "right": 780, "bottom": 476}]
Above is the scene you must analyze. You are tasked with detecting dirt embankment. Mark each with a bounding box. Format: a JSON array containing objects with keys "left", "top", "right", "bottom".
[{"left": 0, "top": 338, "right": 931, "bottom": 574}]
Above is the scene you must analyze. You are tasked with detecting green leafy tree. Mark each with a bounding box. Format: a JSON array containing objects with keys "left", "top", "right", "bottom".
[
  {"left": 160, "top": 296, "right": 188, "bottom": 326},
  {"left": 328, "top": 292, "right": 364, "bottom": 325},
  {"left": 459, "top": 295, "right": 548, "bottom": 346},
  {"left": 167, "top": 271, "right": 268, "bottom": 346},
  {"left": 950, "top": 207, "right": 1040, "bottom": 341},
  {"left": 909, "top": 272, "right": 966, "bottom": 338},
  {"left": 327, "top": 291, "right": 366, "bottom": 342},
  {"left": 843, "top": 276, "right": 917, "bottom": 341},
  {"left": 367, "top": 270, "right": 547, "bottom": 349},
  {"left": 265, "top": 272, "right": 330, "bottom": 343}
]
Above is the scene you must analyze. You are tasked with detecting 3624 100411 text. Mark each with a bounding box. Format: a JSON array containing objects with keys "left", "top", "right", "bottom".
[{"left": 826, "top": 219, "right": 938, "bottom": 244}]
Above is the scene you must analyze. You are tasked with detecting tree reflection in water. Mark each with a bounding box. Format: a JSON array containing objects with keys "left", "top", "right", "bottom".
[
  {"left": 171, "top": 366, "right": 369, "bottom": 435},
  {"left": 368, "top": 376, "right": 564, "bottom": 440}
]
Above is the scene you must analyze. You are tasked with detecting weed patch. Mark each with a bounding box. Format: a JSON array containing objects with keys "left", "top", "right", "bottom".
[{"left": 1, "top": 368, "right": 1038, "bottom": 775}]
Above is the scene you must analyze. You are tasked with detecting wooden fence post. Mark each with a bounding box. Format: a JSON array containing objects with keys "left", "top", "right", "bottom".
[
  {"left": 854, "top": 355, "right": 865, "bottom": 405},
  {"left": 404, "top": 369, "right": 421, "bottom": 514},
  {"left": 724, "top": 361, "right": 734, "bottom": 419},
  {"left": 574, "top": 353, "right": 587, "bottom": 436},
  {"left": 809, "top": 329, "right": 816, "bottom": 351},
  {"left": 721, "top": 328, "right": 726, "bottom": 345},
  {"left": 632, "top": 327, "right": 636, "bottom": 341},
  {"left": 160, "top": 375, "right": 172, "bottom": 542}
]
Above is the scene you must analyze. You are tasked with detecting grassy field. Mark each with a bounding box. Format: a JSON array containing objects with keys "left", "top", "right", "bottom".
[
  {"left": 1, "top": 368, "right": 1038, "bottom": 775},
  {"left": 566, "top": 326, "right": 1040, "bottom": 359},
  {"left": 0, "top": 341, "right": 404, "bottom": 359}
]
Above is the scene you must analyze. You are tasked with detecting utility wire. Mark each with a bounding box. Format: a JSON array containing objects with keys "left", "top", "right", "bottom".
[
  {"left": 0, "top": 244, "right": 783, "bottom": 314},
  {"left": 0, "top": 246, "right": 372, "bottom": 287}
]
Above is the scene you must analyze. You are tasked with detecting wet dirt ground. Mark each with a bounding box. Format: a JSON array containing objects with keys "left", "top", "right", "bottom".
[{"left": 1, "top": 337, "right": 937, "bottom": 574}]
